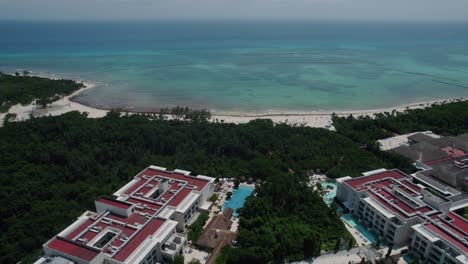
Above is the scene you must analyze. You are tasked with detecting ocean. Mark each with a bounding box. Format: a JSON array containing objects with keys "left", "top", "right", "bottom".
[{"left": 1, "top": 20, "right": 468, "bottom": 112}]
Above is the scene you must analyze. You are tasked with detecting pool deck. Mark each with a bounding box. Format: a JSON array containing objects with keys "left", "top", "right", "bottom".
[
  {"left": 320, "top": 182, "right": 337, "bottom": 206},
  {"left": 205, "top": 180, "right": 255, "bottom": 230},
  {"left": 341, "top": 216, "right": 373, "bottom": 247},
  {"left": 305, "top": 245, "right": 407, "bottom": 264},
  {"left": 222, "top": 184, "right": 254, "bottom": 217}
]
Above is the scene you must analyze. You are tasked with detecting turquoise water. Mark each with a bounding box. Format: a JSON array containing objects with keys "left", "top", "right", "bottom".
[
  {"left": 320, "top": 182, "right": 337, "bottom": 206},
  {"left": 342, "top": 214, "right": 378, "bottom": 244},
  {"left": 222, "top": 185, "right": 254, "bottom": 217},
  {"left": 1, "top": 21, "right": 468, "bottom": 112},
  {"left": 403, "top": 253, "right": 417, "bottom": 264}
]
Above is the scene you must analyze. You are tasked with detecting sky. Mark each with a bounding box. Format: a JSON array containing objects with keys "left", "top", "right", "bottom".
[{"left": 1, "top": 0, "right": 468, "bottom": 21}]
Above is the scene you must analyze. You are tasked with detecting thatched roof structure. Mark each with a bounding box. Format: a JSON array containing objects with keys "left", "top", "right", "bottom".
[{"left": 196, "top": 208, "right": 237, "bottom": 249}]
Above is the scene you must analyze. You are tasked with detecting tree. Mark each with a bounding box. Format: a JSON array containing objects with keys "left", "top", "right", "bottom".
[
  {"left": 186, "top": 109, "right": 211, "bottom": 123},
  {"left": 0, "top": 73, "right": 84, "bottom": 113},
  {"left": 386, "top": 243, "right": 393, "bottom": 257},
  {"left": 187, "top": 211, "right": 209, "bottom": 242},
  {"left": 234, "top": 178, "right": 240, "bottom": 188},
  {"left": 375, "top": 237, "right": 381, "bottom": 248},
  {"left": 3, "top": 113, "right": 17, "bottom": 123},
  {"left": 347, "top": 237, "right": 355, "bottom": 250},
  {"left": 210, "top": 193, "right": 218, "bottom": 202},
  {"left": 172, "top": 255, "right": 184, "bottom": 264},
  {"left": 5, "top": 84, "right": 461, "bottom": 262},
  {"left": 316, "top": 182, "right": 323, "bottom": 191},
  {"left": 36, "top": 97, "right": 52, "bottom": 108}
]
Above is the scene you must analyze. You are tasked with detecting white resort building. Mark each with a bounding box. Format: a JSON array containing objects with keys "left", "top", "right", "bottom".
[
  {"left": 34, "top": 165, "right": 215, "bottom": 264},
  {"left": 336, "top": 168, "right": 468, "bottom": 264}
]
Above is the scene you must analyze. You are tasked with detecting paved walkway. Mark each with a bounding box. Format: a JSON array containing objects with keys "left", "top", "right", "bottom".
[
  {"left": 183, "top": 246, "right": 209, "bottom": 264},
  {"left": 313, "top": 247, "right": 364, "bottom": 264},
  {"left": 377, "top": 131, "right": 440, "bottom": 150},
  {"left": 341, "top": 217, "right": 373, "bottom": 247}
]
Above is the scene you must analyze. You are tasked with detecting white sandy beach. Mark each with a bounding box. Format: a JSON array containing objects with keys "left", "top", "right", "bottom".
[
  {"left": 1, "top": 79, "right": 467, "bottom": 128},
  {"left": 0, "top": 82, "right": 108, "bottom": 127},
  {"left": 210, "top": 96, "right": 468, "bottom": 128}
]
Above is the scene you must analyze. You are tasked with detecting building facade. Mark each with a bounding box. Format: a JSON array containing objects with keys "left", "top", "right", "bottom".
[{"left": 336, "top": 169, "right": 468, "bottom": 264}]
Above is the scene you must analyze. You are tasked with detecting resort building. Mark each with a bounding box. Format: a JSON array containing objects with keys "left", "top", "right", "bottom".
[
  {"left": 336, "top": 169, "right": 468, "bottom": 264},
  {"left": 390, "top": 132, "right": 468, "bottom": 189},
  {"left": 34, "top": 166, "right": 215, "bottom": 264}
]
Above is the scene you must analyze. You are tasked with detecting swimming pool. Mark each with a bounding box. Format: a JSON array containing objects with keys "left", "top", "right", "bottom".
[
  {"left": 403, "top": 253, "right": 418, "bottom": 264},
  {"left": 320, "top": 181, "right": 337, "bottom": 206},
  {"left": 222, "top": 185, "right": 254, "bottom": 217},
  {"left": 342, "top": 214, "right": 378, "bottom": 245}
]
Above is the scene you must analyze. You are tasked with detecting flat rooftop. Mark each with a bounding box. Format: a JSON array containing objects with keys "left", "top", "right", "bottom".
[
  {"left": 45, "top": 166, "right": 212, "bottom": 263},
  {"left": 423, "top": 212, "right": 468, "bottom": 254},
  {"left": 390, "top": 133, "right": 468, "bottom": 164},
  {"left": 47, "top": 237, "right": 100, "bottom": 262},
  {"left": 345, "top": 170, "right": 406, "bottom": 190},
  {"left": 345, "top": 170, "right": 434, "bottom": 219}
]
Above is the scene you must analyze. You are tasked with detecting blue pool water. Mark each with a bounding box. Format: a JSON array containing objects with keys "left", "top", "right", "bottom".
[
  {"left": 342, "top": 214, "right": 378, "bottom": 245},
  {"left": 222, "top": 185, "right": 254, "bottom": 217},
  {"left": 403, "top": 253, "right": 417, "bottom": 264},
  {"left": 320, "top": 181, "right": 337, "bottom": 206}
]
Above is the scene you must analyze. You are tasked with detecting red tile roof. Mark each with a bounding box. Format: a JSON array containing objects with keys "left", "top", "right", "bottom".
[
  {"left": 368, "top": 192, "right": 406, "bottom": 218},
  {"left": 107, "top": 213, "right": 147, "bottom": 226},
  {"left": 348, "top": 171, "right": 433, "bottom": 219},
  {"left": 112, "top": 218, "right": 165, "bottom": 262},
  {"left": 65, "top": 219, "right": 95, "bottom": 240},
  {"left": 440, "top": 147, "right": 467, "bottom": 158},
  {"left": 426, "top": 224, "right": 468, "bottom": 254},
  {"left": 47, "top": 237, "right": 100, "bottom": 262},
  {"left": 137, "top": 168, "right": 209, "bottom": 191},
  {"left": 169, "top": 187, "right": 192, "bottom": 207},
  {"left": 97, "top": 197, "right": 132, "bottom": 209},
  {"left": 346, "top": 170, "right": 406, "bottom": 190},
  {"left": 400, "top": 180, "right": 421, "bottom": 193},
  {"left": 123, "top": 178, "right": 148, "bottom": 195},
  {"left": 424, "top": 156, "right": 454, "bottom": 165},
  {"left": 126, "top": 197, "right": 162, "bottom": 212},
  {"left": 448, "top": 212, "right": 468, "bottom": 233}
]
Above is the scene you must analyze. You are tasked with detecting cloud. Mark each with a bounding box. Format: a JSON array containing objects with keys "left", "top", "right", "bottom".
[{"left": 0, "top": 0, "right": 467, "bottom": 21}]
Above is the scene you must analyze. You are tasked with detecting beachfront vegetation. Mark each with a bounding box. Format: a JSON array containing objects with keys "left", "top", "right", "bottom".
[
  {"left": 1, "top": 110, "right": 396, "bottom": 263},
  {"left": 0, "top": 73, "right": 84, "bottom": 112},
  {"left": 332, "top": 99, "right": 468, "bottom": 145}
]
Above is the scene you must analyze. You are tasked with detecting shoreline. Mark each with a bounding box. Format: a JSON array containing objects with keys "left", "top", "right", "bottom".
[
  {"left": 2, "top": 72, "right": 468, "bottom": 128},
  {"left": 70, "top": 91, "right": 468, "bottom": 127},
  {"left": 71, "top": 94, "right": 468, "bottom": 117},
  {"left": 0, "top": 76, "right": 108, "bottom": 127}
]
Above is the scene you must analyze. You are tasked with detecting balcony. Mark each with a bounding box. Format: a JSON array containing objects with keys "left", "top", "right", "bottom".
[{"left": 161, "top": 233, "right": 187, "bottom": 257}]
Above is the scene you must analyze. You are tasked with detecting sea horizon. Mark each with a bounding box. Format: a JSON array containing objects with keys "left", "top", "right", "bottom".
[{"left": 1, "top": 20, "right": 468, "bottom": 112}]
